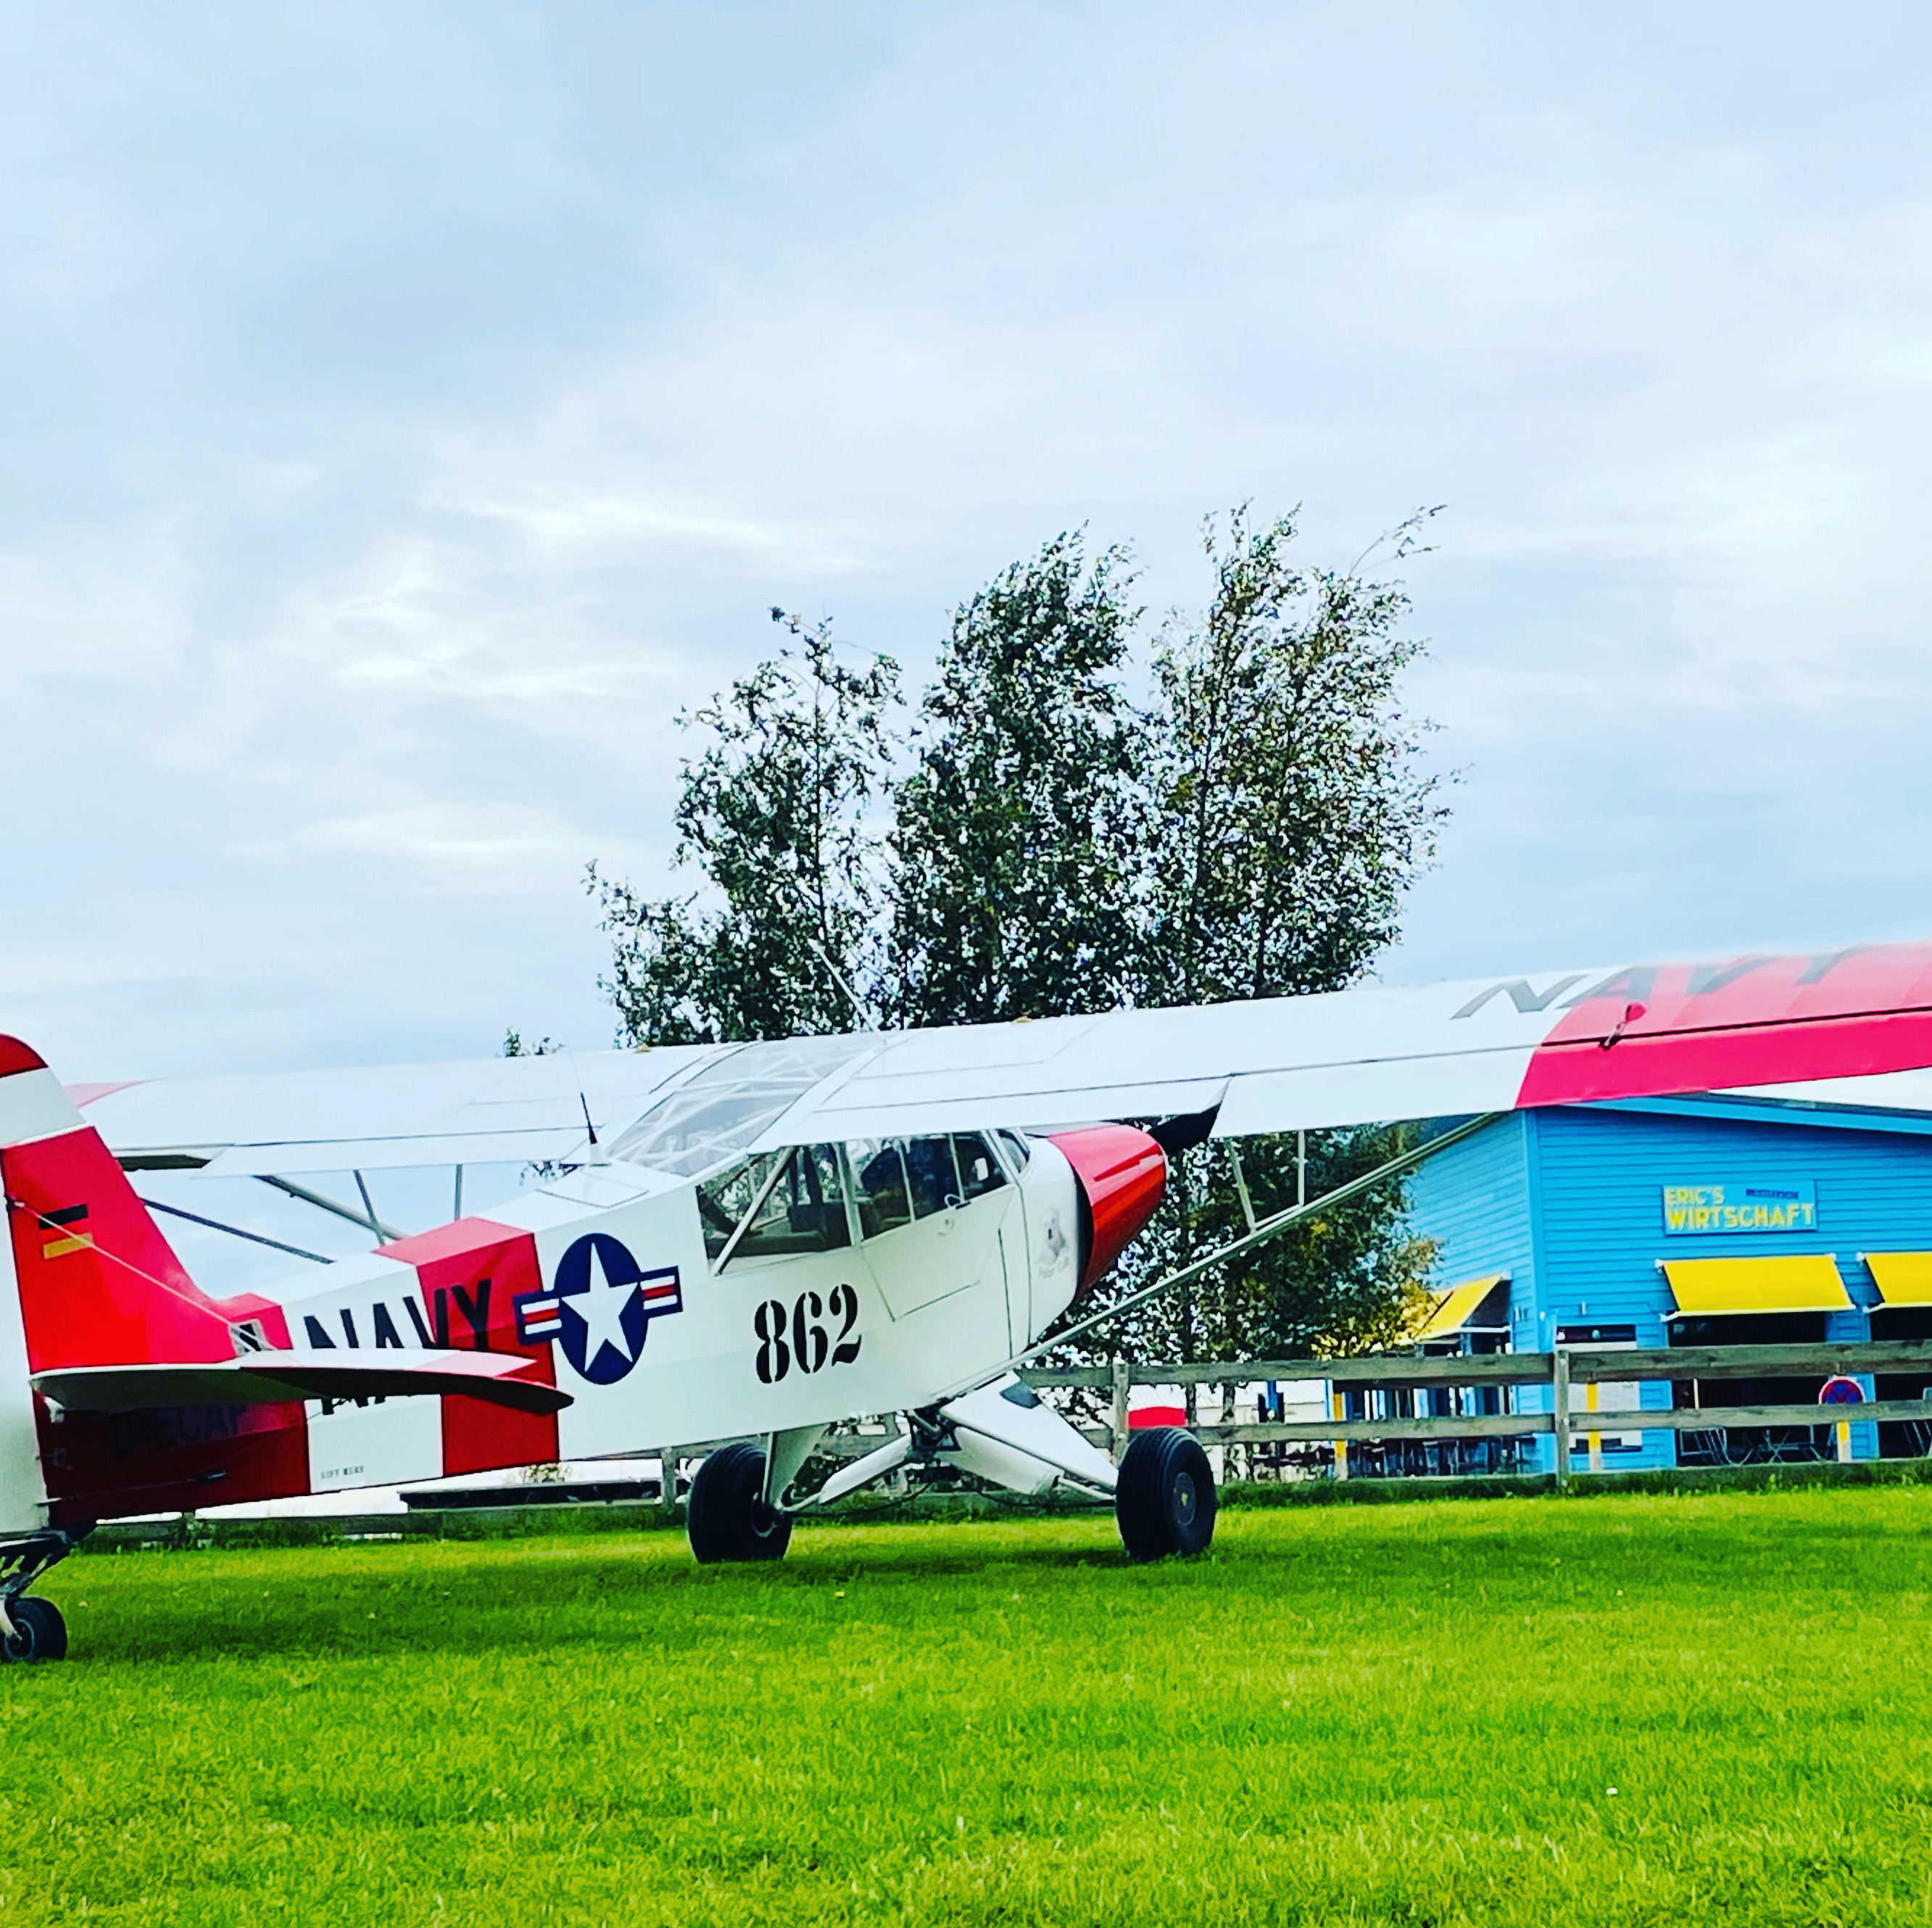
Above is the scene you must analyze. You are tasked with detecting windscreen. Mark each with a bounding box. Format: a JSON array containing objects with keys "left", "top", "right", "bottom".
[{"left": 608, "top": 1035, "right": 873, "bottom": 1178}]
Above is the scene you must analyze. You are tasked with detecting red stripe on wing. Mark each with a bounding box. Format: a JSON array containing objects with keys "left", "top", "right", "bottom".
[{"left": 1517, "top": 943, "right": 1932, "bottom": 1107}]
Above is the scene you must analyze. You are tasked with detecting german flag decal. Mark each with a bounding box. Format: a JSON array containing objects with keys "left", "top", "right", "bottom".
[{"left": 36, "top": 1204, "right": 92, "bottom": 1260}]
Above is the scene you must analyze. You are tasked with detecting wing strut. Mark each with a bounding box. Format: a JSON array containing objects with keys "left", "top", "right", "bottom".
[
  {"left": 983, "top": 1110, "right": 1504, "bottom": 1386},
  {"left": 254, "top": 1173, "right": 405, "bottom": 1242},
  {"left": 136, "top": 1194, "right": 332, "bottom": 1265}
]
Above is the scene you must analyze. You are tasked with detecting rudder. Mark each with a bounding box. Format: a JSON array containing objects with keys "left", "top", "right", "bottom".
[{"left": 0, "top": 1036, "right": 299, "bottom": 1531}]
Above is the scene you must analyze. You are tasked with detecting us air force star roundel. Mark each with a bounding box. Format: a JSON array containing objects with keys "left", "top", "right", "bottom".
[{"left": 515, "top": 1234, "right": 683, "bottom": 1386}]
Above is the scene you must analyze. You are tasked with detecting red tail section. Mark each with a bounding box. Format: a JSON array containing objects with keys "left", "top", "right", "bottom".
[
  {"left": 1, "top": 1036, "right": 572, "bottom": 1524},
  {"left": 0, "top": 1036, "right": 307, "bottom": 1527},
  {"left": 4, "top": 1116, "right": 289, "bottom": 1370}
]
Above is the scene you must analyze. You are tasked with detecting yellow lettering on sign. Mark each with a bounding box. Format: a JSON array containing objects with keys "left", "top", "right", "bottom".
[
  {"left": 1664, "top": 1185, "right": 1726, "bottom": 1208},
  {"left": 1667, "top": 1181, "right": 1815, "bottom": 1234}
]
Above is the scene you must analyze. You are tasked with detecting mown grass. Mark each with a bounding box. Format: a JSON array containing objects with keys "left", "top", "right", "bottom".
[{"left": 4, "top": 1488, "right": 1931, "bottom": 1925}]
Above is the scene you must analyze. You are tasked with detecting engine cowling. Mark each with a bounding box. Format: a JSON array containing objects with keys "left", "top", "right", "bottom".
[{"left": 1045, "top": 1125, "right": 1167, "bottom": 1295}]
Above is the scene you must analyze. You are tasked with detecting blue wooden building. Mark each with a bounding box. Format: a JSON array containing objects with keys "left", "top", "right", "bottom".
[{"left": 1398, "top": 1096, "right": 1932, "bottom": 1473}]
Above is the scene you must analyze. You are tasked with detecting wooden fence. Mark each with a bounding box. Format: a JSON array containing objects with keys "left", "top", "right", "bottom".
[{"left": 1019, "top": 1339, "right": 1932, "bottom": 1485}]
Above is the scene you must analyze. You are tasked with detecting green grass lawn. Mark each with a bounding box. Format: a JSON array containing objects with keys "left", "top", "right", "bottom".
[{"left": 4, "top": 1487, "right": 1931, "bottom": 1926}]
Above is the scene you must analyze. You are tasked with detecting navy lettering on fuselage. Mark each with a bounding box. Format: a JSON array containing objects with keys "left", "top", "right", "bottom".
[{"left": 297, "top": 1288, "right": 488, "bottom": 1355}]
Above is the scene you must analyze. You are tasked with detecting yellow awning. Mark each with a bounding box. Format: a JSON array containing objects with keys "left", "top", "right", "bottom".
[
  {"left": 1863, "top": 1252, "right": 1932, "bottom": 1308},
  {"left": 1662, "top": 1254, "right": 1849, "bottom": 1318},
  {"left": 1413, "top": 1273, "right": 1509, "bottom": 1342}
]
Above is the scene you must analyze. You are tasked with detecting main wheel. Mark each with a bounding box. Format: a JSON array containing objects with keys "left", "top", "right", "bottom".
[
  {"left": 1115, "top": 1427, "right": 1216, "bottom": 1561},
  {"left": 1, "top": 1597, "right": 67, "bottom": 1663},
  {"left": 687, "top": 1443, "right": 793, "bottom": 1565}
]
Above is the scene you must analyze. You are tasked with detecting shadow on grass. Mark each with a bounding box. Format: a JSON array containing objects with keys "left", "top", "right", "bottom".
[{"left": 51, "top": 1529, "right": 1176, "bottom": 1665}]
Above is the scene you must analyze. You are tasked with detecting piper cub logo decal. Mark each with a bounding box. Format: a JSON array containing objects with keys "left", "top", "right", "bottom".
[{"left": 515, "top": 1234, "right": 682, "bottom": 1386}]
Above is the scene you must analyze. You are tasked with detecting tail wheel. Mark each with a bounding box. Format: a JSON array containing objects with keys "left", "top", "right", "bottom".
[
  {"left": 1115, "top": 1426, "right": 1217, "bottom": 1561},
  {"left": 687, "top": 1443, "right": 794, "bottom": 1565},
  {"left": 1, "top": 1597, "right": 67, "bottom": 1663}
]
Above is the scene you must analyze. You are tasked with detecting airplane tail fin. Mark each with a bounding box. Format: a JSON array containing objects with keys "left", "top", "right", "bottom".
[
  {"left": 0, "top": 1039, "right": 272, "bottom": 1375},
  {"left": 0, "top": 1036, "right": 299, "bottom": 1532}
]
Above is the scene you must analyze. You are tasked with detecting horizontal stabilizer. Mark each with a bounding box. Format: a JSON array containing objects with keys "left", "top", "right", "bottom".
[{"left": 31, "top": 1349, "right": 571, "bottom": 1416}]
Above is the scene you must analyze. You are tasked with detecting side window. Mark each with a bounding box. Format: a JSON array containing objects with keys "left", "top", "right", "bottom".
[
  {"left": 696, "top": 1152, "right": 784, "bottom": 1261},
  {"left": 788, "top": 1144, "right": 853, "bottom": 1252},
  {"left": 731, "top": 1144, "right": 853, "bottom": 1261},
  {"left": 952, "top": 1133, "right": 1007, "bottom": 1201},
  {"left": 848, "top": 1139, "right": 913, "bottom": 1239},
  {"left": 995, "top": 1129, "right": 1031, "bottom": 1173},
  {"left": 904, "top": 1137, "right": 961, "bottom": 1218}
]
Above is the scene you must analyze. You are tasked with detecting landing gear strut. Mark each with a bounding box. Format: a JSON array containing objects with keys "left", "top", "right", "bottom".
[
  {"left": 1115, "top": 1427, "right": 1216, "bottom": 1561},
  {"left": 0, "top": 1532, "right": 82, "bottom": 1663},
  {"left": 687, "top": 1444, "right": 793, "bottom": 1564}
]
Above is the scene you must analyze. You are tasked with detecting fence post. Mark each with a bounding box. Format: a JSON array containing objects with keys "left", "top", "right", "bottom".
[
  {"left": 660, "top": 1448, "right": 679, "bottom": 1521},
  {"left": 1551, "top": 1349, "right": 1571, "bottom": 1492},
  {"left": 1111, "top": 1355, "right": 1131, "bottom": 1462},
  {"left": 1331, "top": 1387, "right": 1349, "bottom": 1482}
]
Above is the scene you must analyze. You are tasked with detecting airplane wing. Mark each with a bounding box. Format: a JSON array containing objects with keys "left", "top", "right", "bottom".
[
  {"left": 31, "top": 1347, "right": 573, "bottom": 1416},
  {"left": 76, "top": 1044, "right": 721, "bottom": 1174},
  {"left": 753, "top": 940, "right": 1932, "bottom": 1145},
  {"left": 72, "top": 941, "right": 1932, "bottom": 1182}
]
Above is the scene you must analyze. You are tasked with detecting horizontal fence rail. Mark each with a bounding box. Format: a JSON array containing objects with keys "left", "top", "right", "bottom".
[
  {"left": 1022, "top": 1340, "right": 1932, "bottom": 1389},
  {"left": 1018, "top": 1339, "right": 1932, "bottom": 1484}
]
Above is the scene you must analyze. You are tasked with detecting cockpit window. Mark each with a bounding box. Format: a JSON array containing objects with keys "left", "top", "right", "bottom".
[
  {"left": 726, "top": 1144, "right": 854, "bottom": 1262},
  {"left": 994, "top": 1129, "right": 1031, "bottom": 1174},
  {"left": 903, "top": 1137, "right": 961, "bottom": 1218},
  {"left": 610, "top": 1034, "right": 871, "bottom": 1178},
  {"left": 696, "top": 1151, "right": 787, "bottom": 1261},
  {"left": 953, "top": 1133, "right": 1007, "bottom": 1200},
  {"left": 848, "top": 1139, "right": 913, "bottom": 1238}
]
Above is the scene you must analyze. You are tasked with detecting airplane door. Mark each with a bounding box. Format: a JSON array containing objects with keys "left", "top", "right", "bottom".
[
  {"left": 847, "top": 1135, "right": 1020, "bottom": 1329},
  {"left": 953, "top": 1131, "right": 1030, "bottom": 1352},
  {"left": 970, "top": 1132, "right": 1031, "bottom": 1354}
]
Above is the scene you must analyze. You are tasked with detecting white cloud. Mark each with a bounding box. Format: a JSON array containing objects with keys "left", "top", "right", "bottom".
[{"left": 5, "top": 0, "right": 1932, "bottom": 1075}]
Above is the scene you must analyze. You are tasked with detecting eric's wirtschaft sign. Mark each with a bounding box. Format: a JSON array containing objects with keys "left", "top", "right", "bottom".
[{"left": 1662, "top": 1181, "right": 1817, "bottom": 1235}]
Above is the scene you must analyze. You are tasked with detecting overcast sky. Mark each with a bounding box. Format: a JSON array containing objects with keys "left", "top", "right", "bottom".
[{"left": 5, "top": 1, "right": 1931, "bottom": 1082}]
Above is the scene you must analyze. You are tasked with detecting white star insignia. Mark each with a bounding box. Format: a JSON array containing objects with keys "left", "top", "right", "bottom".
[{"left": 568, "top": 1243, "right": 639, "bottom": 1368}]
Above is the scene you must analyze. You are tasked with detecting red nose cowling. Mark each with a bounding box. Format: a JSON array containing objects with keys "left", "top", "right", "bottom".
[{"left": 1046, "top": 1125, "right": 1167, "bottom": 1295}]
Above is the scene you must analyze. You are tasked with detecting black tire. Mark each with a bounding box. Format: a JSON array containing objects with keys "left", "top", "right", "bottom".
[
  {"left": 687, "top": 1443, "right": 793, "bottom": 1565},
  {"left": 1115, "top": 1427, "right": 1216, "bottom": 1561},
  {"left": 1, "top": 1597, "right": 67, "bottom": 1663}
]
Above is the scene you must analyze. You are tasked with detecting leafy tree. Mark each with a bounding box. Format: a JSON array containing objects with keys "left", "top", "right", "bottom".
[
  {"left": 1092, "top": 504, "right": 1451, "bottom": 1369},
  {"left": 883, "top": 532, "right": 1145, "bottom": 1025},
  {"left": 587, "top": 509, "right": 1451, "bottom": 1363},
  {"left": 1143, "top": 505, "right": 1446, "bottom": 1009},
  {"left": 1102, "top": 1127, "right": 1439, "bottom": 1375},
  {"left": 590, "top": 615, "right": 899, "bottom": 1045}
]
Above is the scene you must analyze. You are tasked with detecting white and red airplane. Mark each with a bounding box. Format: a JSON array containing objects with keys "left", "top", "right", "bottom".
[{"left": 6, "top": 938, "right": 1932, "bottom": 1661}]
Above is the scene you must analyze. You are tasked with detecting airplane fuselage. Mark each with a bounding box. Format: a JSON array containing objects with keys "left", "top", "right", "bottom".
[{"left": 33, "top": 1129, "right": 1147, "bottom": 1524}]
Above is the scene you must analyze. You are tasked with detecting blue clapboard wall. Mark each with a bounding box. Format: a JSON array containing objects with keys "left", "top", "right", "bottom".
[{"left": 1404, "top": 1097, "right": 1932, "bottom": 1470}]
